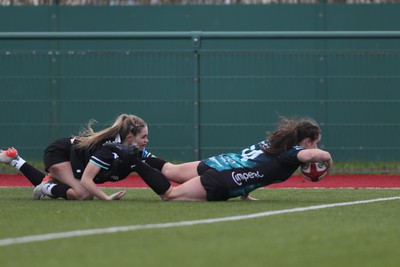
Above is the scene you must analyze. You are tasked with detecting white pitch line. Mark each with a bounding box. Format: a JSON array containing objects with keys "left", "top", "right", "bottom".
[{"left": 1, "top": 196, "right": 399, "bottom": 247}]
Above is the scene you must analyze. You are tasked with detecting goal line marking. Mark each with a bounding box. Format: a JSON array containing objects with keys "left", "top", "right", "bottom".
[{"left": 1, "top": 196, "right": 399, "bottom": 247}]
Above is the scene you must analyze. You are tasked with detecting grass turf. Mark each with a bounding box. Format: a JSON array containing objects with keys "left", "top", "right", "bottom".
[{"left": 0, "top": 187, "right": 399, "bottom": 267}]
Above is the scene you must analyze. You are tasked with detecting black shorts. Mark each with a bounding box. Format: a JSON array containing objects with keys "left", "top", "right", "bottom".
[
  {"left": 43, "top": 138, "right": 72, "bottom": 172},
  {"left": 199, "top": 168, "right": 230, "bottom": 201},
  {"left": 200, "top": 165, "right": 267, "bottom": 201},
  {"left": 197, "top": 161, "right": 212, "bottom": 175},
  {"left": 198, "top": 161, "right": 231, "bottom": 201}
]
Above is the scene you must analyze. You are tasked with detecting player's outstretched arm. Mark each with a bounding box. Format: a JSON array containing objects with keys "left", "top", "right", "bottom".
[
  {"left": 297, "top": 149, "right": 333, "bottom": 168},
  {"left": 81, "top": 162, "right": 127, "bottom": 201}
]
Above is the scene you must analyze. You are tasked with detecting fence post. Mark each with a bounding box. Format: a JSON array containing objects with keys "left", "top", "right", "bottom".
[{"left": 192, "top": 33, "right": 201, "bottom": 160}]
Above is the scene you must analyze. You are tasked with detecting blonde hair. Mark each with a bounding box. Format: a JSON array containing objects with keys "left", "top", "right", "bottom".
[
  {"left": 263, "top": 117, "right": 321, "bottom": 156},
  {"left": 74, "top": 114, "right": 147, "bottom": 150}
]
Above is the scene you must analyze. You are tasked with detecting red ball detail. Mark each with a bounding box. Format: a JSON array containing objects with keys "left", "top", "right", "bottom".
[{"left": 301, "top": 161, "right": 329, "bottom": 182}]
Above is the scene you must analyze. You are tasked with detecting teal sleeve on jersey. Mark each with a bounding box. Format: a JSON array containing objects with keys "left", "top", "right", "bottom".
[
  {"left": 202, "top": 141, "right": 270, "bottom": 171},
  {"left": 203, "top": 141, "right": 304, "bottom": 172},
  {"left": 141, "top": 148, "right": 155, "bottom": 159}
]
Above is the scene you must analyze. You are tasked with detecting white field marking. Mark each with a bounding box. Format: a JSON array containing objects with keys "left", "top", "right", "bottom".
[{"left": 1, "top": 196, "right": 399, "bottom": 247}]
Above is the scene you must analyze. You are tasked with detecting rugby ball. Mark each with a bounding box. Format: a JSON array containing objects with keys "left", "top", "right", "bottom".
[{"left": 301, "top": 161, "right": 329, "bottom": 182}]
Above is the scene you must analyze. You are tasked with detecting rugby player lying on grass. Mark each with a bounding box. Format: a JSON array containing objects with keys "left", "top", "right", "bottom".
[
  {"left": 0, "top": 114, "right": 177, "bottom": 200},
  {"left": 0, "top": 113, "right": 257, "bottom": 201},
  {"left": 142, "top": 117, "right": 333, "bottom": 201},
  {"left": 1, "top": 116, "right": 332, "bottom": 201}
]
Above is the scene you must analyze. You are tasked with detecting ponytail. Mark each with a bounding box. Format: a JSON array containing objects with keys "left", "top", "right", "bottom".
[
  {"left": 75, "top": 114, "right": 147, "bottom": 149},
  {"left": 263, "top": 117, "right": 320, "bottom": 156}
]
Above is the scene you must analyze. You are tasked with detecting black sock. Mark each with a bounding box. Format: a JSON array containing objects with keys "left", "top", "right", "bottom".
[
  {"left": 135, "top": 160, "right": 171, "bottom": 195},
  {"left": 19, "top": 162, "right": 46, "bottom": 186},
  {"left": 144, "top": 157, "right": 167, "bottom": 172},
  {"left": 50, "top": 183, "right": 71, "bottom": 200}
]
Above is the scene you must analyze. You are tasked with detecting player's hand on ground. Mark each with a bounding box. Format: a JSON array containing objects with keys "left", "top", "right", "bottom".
[
  {"left": 108, "top": 189, "right": 127, "bottom": 200},
  {"left": 240, "top": 194, "right": 258, "bottom": 201}
]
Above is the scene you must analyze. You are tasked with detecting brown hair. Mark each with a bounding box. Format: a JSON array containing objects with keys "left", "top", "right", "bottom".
[
  {"left": 263, "top": 117, "right": 321, "bottom": 156},
  {"left": 74, "top": 114, "right": 147, "bottom": 150}
]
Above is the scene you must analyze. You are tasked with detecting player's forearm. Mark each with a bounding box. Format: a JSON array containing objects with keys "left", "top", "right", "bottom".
[
  {"left": 298, "top": 149, "right": 332, "bottom": 165},
  {"left": 80, "top": 179, "right": 105, "bottom": 200}
]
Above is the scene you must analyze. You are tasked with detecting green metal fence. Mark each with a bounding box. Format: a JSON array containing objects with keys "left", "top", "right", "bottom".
[
  {"left": 1, "top": 4, "right": 399, "bottom": 174},
  {"left": 1, "top": 30, "right": 400, "bottom": 174}
]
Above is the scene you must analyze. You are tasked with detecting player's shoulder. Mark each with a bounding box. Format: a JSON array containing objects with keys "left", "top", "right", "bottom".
[
  {"left": 292, "top": 145, "right": 304, "bottom": 151},
  {"left": 278, "top": 145, "right": 304, "bottom": 159},
  {"left": 91, "top": 142, "right": 116, "bottom": 160},
  {"left": 141, "top": 148, "right": 155, "bottom": 158},
  {"left": 258, "top": 140, "right": 269, "bottom": 149},
  {"left": 285, "top": 145, "right": 304, "bottom": 157}
]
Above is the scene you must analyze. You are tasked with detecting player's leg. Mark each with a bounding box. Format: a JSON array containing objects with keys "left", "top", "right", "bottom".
[
  {"left": 39, "top": 138, "right": 92, "bottom": 200},
  {"left": 161, "top": 161, "right": 202, "bottom": 183},
  {"left": 166, "top": 168, "right": 234, "bottom": 202},
  {"left": 0, "top": 147, "right": 47, "bottom": 186},
  {"left": 0, "top": 147, "right": 18, "bottom": 164},
  {"left": 46, "top": 161, "right": 92, "bottom": 200},
  {"left": 0, "top": 147, "right": 77, "bottom": 200},
  {"left": 160, "top": 176, "right": 207, "bottom": 201},
  {"left": 133, "top": 160, "right": 207, "bottom": 201},
  {"left": 144, "top": 157, "right": 201, "bottom": 184}
]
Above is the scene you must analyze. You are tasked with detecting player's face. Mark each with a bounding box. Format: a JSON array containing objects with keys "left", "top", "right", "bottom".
[
  {"left": 307, "top": 134, "right": 321, "bottom": 149},
  {"left": 301, "top": 134, "right": 321, "bottom": 149},
  {"left": 131, "top": 126, "right": 149, "bottom": 150}
]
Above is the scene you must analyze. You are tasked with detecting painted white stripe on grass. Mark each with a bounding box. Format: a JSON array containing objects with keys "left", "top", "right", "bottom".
[{"left": 1, "top": 196, "right": 399, "bottom": 247}]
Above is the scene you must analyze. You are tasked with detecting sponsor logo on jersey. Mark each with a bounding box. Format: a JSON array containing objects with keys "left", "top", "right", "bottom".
[{"left": 231, "top": 171, "right": 264, "bottom": 186}]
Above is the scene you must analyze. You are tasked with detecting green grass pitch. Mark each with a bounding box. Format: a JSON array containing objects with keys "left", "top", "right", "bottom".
[{"left": 0, "top": 187, "right": 399, "bottom": 267}]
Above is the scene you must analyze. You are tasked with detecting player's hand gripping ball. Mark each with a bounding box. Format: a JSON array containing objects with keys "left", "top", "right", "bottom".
[{"left": 301, "top": 161, "right": 329, "bottom": 182}]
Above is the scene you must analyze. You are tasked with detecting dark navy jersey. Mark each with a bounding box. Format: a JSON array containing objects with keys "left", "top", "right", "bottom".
[
  {"left": 69, "top": 137, "right": 155, "bottom": 184},
  {"left": 201, "top": 141, "right": 304, "bottom": 198}
]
